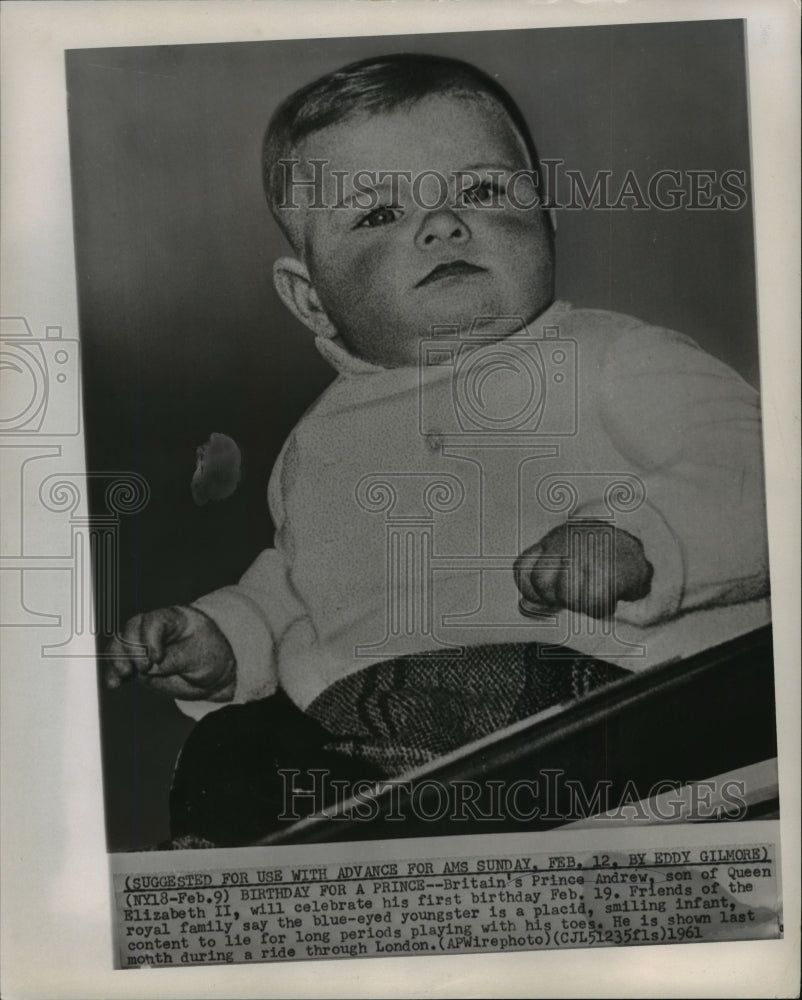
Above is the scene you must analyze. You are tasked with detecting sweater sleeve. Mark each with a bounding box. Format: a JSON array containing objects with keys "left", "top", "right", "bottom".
[
  {"left": 577, "top": 326, "right": 770, "bottom": 626},
  {"left": 175, "top": 547, "right": 304, "bottom": 720}
]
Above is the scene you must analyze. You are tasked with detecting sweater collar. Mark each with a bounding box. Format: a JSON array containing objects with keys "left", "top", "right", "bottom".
[{"left": 315, "top": 300, "right": 573, "bottom": 376}]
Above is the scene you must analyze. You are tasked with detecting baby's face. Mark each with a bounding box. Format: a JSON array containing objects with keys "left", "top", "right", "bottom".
[{"left": 292, "top": 95, "right": 555, "bottom": 367}]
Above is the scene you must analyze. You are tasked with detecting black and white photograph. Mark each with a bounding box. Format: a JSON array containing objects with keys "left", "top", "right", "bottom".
[
  {"left": 69, "top": 20, "right": 777, "bottom": 847},
  {"left": 1, "top": 1, "right": 799, "bottom": 996}
]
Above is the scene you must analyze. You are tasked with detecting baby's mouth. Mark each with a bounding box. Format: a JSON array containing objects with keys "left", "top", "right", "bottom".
[{"left": 416, "top": 260, "right": 486, "bottom": 287}]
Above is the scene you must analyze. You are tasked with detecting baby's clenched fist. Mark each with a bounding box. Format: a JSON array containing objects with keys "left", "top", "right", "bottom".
[
  {"left": 105, "top": 605, "right": 236, "bottom": 701},
  {"left": 515, "top": 520, "right": 653, "bottom": 619}
]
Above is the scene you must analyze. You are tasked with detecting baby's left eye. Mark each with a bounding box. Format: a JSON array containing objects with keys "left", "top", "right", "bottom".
[{"left": 355, "top": 206, "right": 402, "bottom": 228}]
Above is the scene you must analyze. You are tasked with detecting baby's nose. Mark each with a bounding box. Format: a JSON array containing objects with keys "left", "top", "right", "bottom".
[{"left": 415, "top": 208, "right": 471, "bottom": 248}]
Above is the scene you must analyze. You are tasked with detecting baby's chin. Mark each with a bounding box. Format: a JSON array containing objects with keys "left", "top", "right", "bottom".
[
  {"left": 417, "top": 305, "right": 535, "bottom": 342},
  {"left": 418, "top": 284, "right": 548, "bottom": 332},
  {"left": 349, "top": 325, "right": 523, "bottom": 370},
  {"left": 339, "top": 296, "right": 553, "bottom": 368}
]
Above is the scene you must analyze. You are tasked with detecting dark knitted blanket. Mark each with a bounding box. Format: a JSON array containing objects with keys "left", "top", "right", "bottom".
[{"left": 306, "top": 644, "right": 630, "bottom": 775}]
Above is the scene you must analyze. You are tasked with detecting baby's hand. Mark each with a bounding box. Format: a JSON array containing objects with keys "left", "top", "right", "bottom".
[
  {"left": 104, "top": 605, "right": 236, "bottom": 701},
  {"left": 514, "top": 520, "right": 653, "bottom": 619}
]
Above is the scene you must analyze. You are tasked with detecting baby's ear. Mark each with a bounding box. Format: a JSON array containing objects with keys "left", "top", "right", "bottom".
[{"left": 272, "top": 257, "right": 337, "bottom": 340}]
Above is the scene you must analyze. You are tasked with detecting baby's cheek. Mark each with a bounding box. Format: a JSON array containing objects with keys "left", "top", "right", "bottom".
[{"left": 316, "top": 244, "right": 395, "bottom": 319}]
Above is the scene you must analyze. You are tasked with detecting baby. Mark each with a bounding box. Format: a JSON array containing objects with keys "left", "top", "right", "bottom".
[{"left": 106, "top": 54, "right": 769, "bottom": 782}]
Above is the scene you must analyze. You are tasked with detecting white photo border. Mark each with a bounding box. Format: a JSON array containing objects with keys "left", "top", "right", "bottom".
[{"left": 1, "top": 1, "right": 799, "bottom": 997}]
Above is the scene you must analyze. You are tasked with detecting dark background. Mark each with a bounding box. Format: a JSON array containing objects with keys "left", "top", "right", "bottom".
[{"left": 66, "top": 20, "right": 758, "bottom": 851}]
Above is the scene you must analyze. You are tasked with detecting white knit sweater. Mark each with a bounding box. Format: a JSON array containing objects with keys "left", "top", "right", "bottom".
[{"left": 182, "top": 301, "right": 770, "bottom": 718}]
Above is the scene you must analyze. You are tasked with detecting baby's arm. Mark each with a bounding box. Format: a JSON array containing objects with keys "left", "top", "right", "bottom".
[
  {"left": 106, "top": 548, "right": 302, "bottom": 714},
  {"left": 515, "top": 326, "right": 769, "bottom": 624}
]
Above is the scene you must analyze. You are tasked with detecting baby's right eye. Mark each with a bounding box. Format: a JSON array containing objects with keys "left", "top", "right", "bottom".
[{"left": 354, "top": 205, "right": 402, "bottom": 229}]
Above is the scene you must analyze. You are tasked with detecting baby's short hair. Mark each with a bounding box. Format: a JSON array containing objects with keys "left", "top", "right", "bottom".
[{"left": 262, "top": 53, "right": 546, "bottom": 250}]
